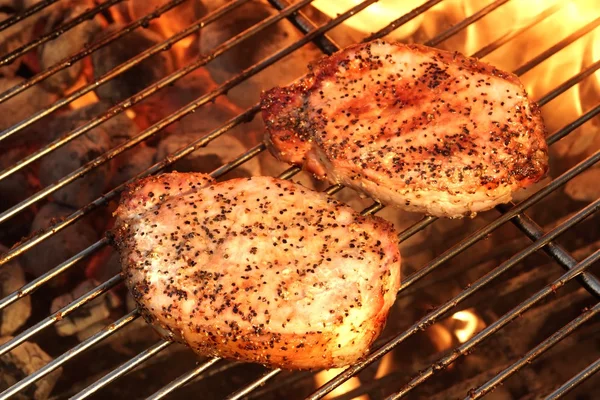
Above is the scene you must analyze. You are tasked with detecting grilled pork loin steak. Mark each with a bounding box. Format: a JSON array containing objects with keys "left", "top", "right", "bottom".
[
  {"left": 113, "top": 172, "right": 401, "bottom": 369},
  {"left": 261, "top": 40, "right": 549, "bottom": 218}
]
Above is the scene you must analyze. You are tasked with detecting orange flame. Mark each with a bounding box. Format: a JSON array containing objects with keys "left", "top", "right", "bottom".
[
  {"left": 451, "top": 309, "right": 484, "bottom": 343},
  {"left": 314, "top": 368, "right": 369, "bottom": 400}
]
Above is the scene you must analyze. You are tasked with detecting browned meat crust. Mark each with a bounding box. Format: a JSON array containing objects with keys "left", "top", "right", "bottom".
[
  {"left": 261, "top": 40, "right": 549, "bottom": 218},
  {"left": 112, "top": 172, "right": 401, "bottom": 369}
]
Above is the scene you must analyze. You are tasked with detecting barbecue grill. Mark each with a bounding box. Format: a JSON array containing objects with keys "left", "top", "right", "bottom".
[{"left": 0, "top": 0, "right": 599, "bottom": 398}]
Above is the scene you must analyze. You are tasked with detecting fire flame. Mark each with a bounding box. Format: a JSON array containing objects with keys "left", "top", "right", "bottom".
[
  {"left": 314, "top": 368, "right": 369, "bottom": 400},
  {"left": 451, "top": 309, "right": 483, "bottom": 343},
  {"left": 311, "top": 0, "right": 425, "bottom": 39}
]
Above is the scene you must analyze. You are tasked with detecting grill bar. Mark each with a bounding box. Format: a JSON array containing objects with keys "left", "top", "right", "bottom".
[
  {"left": 71, "top": 339, "right": 172, "bottom": 400},
  {"left": 308, "top": 193, "right": 600, "bottom": 399},
  {"left": 546, "top": 357, "right": 600, "bottom": 399},
  {"left": 0, "top": 0, "right": 125, "bottom": 67},
  {"left": 0, "top": 0, "right": 61, "bottom": 32},
  {"left": 363, "top": 0, "right": 445, "bottom": 42},
  {"left": 0, "top": 0, "right": 188, "bottom": 106},
  {"left": 468, "top": 301, "right": 600, "bottom": 399},
  {"left": 497, "top": 202, "right": 600, "bottom": 297},
  {"left": 225, "top": 369, "right": 283, "bottom": 400},
  {"left": 425, "top": 0, "right": 510, "bottom": 47},
  {"left": 0, "top": 274, "right": 122, "bottom": 357},
  {"left": 547, "top": 104, "right": 599, "bottom": 145},
  {"left": 513, "top": 15, "right": 600, "bottom": 76},
  {"left": 146, "top": 358, "right": 221, "bottom": 400},
  {"left": 0, "top": 310, "right": 139, "bottom": 400},
  {"left": 472, "top": 2, "right": 564, "bottom": 59},
  {"left": 0, "top": 0, "right": 251, "bottom": 143},
  {"left": 267, "top": 0, "right": 340, "bottom": 53},
  {"left": 385, "top": 248, "right": 600, "bottom": 399},
  {"left": 0, "top": 238, "right": 108, "bottom": 312},
  {"left": 539, "top": 59, "right": 600, "bottom": 108}
]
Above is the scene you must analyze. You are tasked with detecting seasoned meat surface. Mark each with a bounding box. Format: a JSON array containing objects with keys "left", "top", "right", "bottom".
[
  {"left": 261, "top": 40, "right": 549, "bottom": 218},
  {"left": 113, "top": 172, "right": 401, "bottom": 369}
]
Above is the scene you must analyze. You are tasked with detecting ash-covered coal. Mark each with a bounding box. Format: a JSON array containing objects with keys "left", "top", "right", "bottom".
[
  {"left": 0, "top": 244, "right": 31, "bottom": 336},
  {"left": 92, "top": 25, "right": 175, "bottom": 103},
  {"left": 0, "top": 77, "right": 54, "bottom": 146},
  {"left": 199, "top": 0, "right": 322, "bottom": 109},
  {"left": 22, "top": 202, "right": 97, "bottom": 283},
  {"left": 0, "top": 336, "right": 62, "bottom": 400},
  {"left": 156, "top": 132, "right": 261, "bottom": 179},
  {"left": 38, "top": 125, "right": 113, "bottom": 208},
  {"left": 38, "top": 3, "right": 102, "bottom": 94}
]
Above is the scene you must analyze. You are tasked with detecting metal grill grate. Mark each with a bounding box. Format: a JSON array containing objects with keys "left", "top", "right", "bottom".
[{"left": 0, "top": 0, "right": 598, "bottom": 399}]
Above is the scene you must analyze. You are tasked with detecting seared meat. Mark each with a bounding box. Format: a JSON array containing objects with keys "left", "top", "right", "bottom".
[
  {"left": 261, "top": 40, "right": 549, "bottom": 218},
  {"left": 113, "top": 172, "right": 401, "bottom": 370}
]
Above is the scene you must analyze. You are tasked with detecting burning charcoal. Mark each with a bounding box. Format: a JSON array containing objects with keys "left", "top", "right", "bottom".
[
  {"left": 0, "top": 337, "right": 62, "bottom": 400},
  {"left": 0, "top": 146, "right": 36, "bottom": 243},
  {"left": 0, "top": 78, "right": 54, "bottom": 145},
  {"left": 110, "top": 145, "right": 156, "bottom": 188},
  {"left": 156, "top": 132, "right": 262, "bottom": 179},
  {"left": 51, "top": 279, "right": 121, "bottom": 339},
  {"left": 92, "top": 25, "right": 175, "bottom": 103},
  {"left": 85, "top": 246, "right": 121, "bottom": 283},
  {"left": 0, "top": 244, "right": 31, "bottom": 336},
  {"left": 38, "top": 3, "right": 102, "bottom": 94},
  {"left": 47, "top": 102, "right": 138, "bottom": 146},
  {"left": 0, "top": 12, "right": 36, "bottom": 77},
  {"left": 21, "top": 202, "right": 98, "bottom": 281},
  {"left": 199, "top": 1, "right": 322, "bottom": 109},
  {"left": 38, "top": 126, "right": 113, "bottom": 208},
  {"left": 127, "top": 0, "right": 206, "bottom": 66},
  {"left": 565, "top": 167, "right": 600, "bottom": 202}
]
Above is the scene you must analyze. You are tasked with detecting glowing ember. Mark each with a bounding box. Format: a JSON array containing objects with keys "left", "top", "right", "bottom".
[
  {"left": 66, "top": 74, "right": 100, "bottom": 110},
  {"left": 451, "top": 309, "right": 484, "bottom": 343},
  {"left": 314, "top": 368, "right": 369, "bottom": 399}
]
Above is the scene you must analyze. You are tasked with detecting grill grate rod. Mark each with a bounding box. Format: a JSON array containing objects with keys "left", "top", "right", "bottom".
[
  {"left": 425, "top": 0, "right": 510, "bottom": 47},
  {"left": 225, "top": 369, "right": 283, "bottom": 400},
  {"left": 0, "top": 274, "right": 122, "bottom": 357},
  {"left": 468, "top": 301, "right": 600, "bottom": 399},
  {"left": 513, "top": 15, "right": 600, "bottom": 77},
  {"left": 0, "top": 0, "right": 252, "bottom": 144},
  {"left": 71, "top": 339, "right": 173, "bottom": 400},
  {"left": 472, "top": 2, "right": 564, "bottom": 59},
  {"left": 0, "top": 0, "right": 383, "bottom": 266},
  {"left": 75, "top": 356, "right": 242, "bottom": 400},
  {"left": 0, "top": 309, "right": 139, "bottom": 400},
  {"left": 0, "top": 0, "right": 189, "bottom": 106},
  {"left": 385, "top": 243, "right": 600, "bottom": 399},
  {"left": 363, "top": 0, "right": 445, "bottom": 42},
  {"left": 546, "top": 357, "right": 600, "bottom": 399},
  {"left": 547, "top": 103, "right": 599, "bottom": 145},
  {"left": 308, "top": 191, "right": 600, "bottom": 400},
  {"left": 498, "top": 201, "right": 600, "bottom": 298},
  {"left": 0, "top": 0, "right": 125, "bottom": 67},
  {"left": 146, "top": 358, "right": 222, "bottom": 400},
  {"left": 267, "top": 0, "right": 340, "bottom": 53},
  {"left": 0, "top": 238, "right": 108, "bottom": 312},
  {"left": 0, "top": 0, "right": 62, "bottom": 33}
]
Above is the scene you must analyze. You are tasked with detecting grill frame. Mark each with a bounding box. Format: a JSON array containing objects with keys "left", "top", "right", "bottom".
[{"left": 0, "top": 0, "right": 598, "bottom": 399}]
